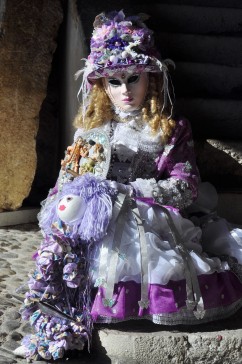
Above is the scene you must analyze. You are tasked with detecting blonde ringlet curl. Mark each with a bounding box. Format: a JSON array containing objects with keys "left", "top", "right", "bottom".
[
  {"left": 142, "top": 74, "right": 175, "bottom": 144},
  {"left": 73, "top": 79, "right": 114, "bottom": 130},
  {"left": 74, "top": 73, "right": 175, "bottom": 144}
]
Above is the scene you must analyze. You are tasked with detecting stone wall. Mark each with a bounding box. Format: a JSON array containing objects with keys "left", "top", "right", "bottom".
[{"left": 0, "top": 0, "right": 63, "bottom": 210}]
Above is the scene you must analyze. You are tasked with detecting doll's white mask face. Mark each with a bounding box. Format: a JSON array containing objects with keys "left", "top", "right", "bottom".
[
  {"left": 57, "top": 194, "right": 86, "bottom": 224},
  {"left": 103, "top": 72, "right": 149, "bottom": 112}
]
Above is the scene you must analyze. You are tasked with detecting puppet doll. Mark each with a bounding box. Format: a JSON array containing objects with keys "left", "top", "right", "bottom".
[{"left": 15, "top": 10, "right": 242, "bottom": 362}]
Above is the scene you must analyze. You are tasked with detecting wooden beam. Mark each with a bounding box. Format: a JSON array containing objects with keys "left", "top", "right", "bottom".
[
  {"left": 156, "top": 33, "right": 242, "bottom": 66},
  {"left": 173, "top": 62, "right": 242, "bottom": 98},
  {"left": 175, "top": 98, "right": 242, "bottom": 139}
]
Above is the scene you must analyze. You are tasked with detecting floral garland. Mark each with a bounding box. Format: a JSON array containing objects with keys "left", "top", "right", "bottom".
[{"left": 20, "top": 233, "right": 92, "bottom": 361}]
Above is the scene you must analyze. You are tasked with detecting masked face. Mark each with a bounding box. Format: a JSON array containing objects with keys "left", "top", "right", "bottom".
[
  {"left": 57, "top": 194, "right": 86, "bottom": 224},
  {"left": 103, "top": 72, "right": 149, "bottom": 112}
]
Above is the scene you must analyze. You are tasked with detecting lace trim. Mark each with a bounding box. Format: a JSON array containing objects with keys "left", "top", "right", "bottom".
[
  {"left": 94, "top": 297, "right": 242, "bottom": 325},
  {"left": 112, "top": 109, "right": 145, "bottom": 128},
  {"left": 152, "top": 178, "right": 193, "bottom": 210}
]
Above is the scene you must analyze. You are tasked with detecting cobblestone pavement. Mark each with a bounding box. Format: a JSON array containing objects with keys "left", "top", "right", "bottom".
[{"left": 0, "top": 224, "right": 109, "bottom": 364}]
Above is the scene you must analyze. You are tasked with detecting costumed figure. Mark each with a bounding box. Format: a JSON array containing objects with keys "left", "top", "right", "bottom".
[{"left": 15, "top": 10, "right": 242, "bottom": 362}]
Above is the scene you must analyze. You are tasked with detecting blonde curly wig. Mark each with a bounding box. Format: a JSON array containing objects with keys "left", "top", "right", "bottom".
[
  {"left": 73, "top": 74, "right": 175, "bottom": 144},
  {"left": 141, "top": 74, "right": 175, "bottom": 143},
  {"left": 73, "top": 79, "right": 114, "bottom": 130}
]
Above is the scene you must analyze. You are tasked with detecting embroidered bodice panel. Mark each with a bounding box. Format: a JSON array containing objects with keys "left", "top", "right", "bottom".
[
  {"left": 74, "top": 118, "right": 163, "bottom": 183},
  {"left": 108, "top": 120, "right": 163, "bottom": 183},
  {"left": 74, "top": 117, "right": 200, "bottom": 210}
]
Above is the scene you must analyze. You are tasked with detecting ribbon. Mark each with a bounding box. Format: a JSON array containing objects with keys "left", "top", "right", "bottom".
[
  {"left": 132, "top": 204, "right": 150, "bottom": 309},
  {"left": 95, "top": 193, "right": 127, "bottom": 307},
  {"left": 100, "top": 198, "right": 150, "bottom": 309},
  {"left": 102, "top": 202, "right": 128, "bottom": 307},
  {"left": 158, "top": 205, "right": 205, "bottom": 319}
]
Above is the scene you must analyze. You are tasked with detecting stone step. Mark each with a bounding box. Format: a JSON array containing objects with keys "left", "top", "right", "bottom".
[
  {"left": 88, "top": 315, "right": 242, "bottom": 364},
  {"left": 0, "top": 207, "right": 39, "bottom": 227}
]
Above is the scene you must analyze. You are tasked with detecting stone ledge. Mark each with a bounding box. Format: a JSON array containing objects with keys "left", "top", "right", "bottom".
[
  {"left": 207, "top": 140, "right": 242, "bottom": 165},
  {"left": 0, "top": 208, "right": 39, "bottom": 227},
  {"left": 90, "top": 316, "right": 242, "bottom": 364},
  {"left": 195, "top": 140, "right": 242, "bottom": 190}
]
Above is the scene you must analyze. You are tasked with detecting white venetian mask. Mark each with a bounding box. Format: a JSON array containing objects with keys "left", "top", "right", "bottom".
[{"left": 103, "top": 71, "right": 149, "bottom": 112}]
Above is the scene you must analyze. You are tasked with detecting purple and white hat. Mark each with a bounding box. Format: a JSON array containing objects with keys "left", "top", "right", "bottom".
[{"left": 76, "top": 10, "right": 175, "bottom": 114}]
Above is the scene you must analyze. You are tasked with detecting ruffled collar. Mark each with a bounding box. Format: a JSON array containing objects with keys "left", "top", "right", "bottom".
[
  {"left": 112, "top": 107, "right": 145, "bottom": 129},
  {"left": 113, "top": 107, "right": 141, "bottom": 119}
]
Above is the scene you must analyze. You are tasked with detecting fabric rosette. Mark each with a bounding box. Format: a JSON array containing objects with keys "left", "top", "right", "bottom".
[
  {"left": 21, "top": 314, "right": 87, "bottom": 361},
  {"left": 36, "top": 250, "right": 61, "bottom": 282},
  {"left": 63, "top": 253, "right": 84, "bottom": 288}
]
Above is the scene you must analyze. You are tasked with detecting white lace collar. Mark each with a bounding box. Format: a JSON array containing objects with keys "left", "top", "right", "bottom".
[
  {"left": 74, "top": 108, "right": 163, "bottom": 153},
  {"left": 112, "top": 107, "right": 145, "bottom": 129},
  {"left": 113, "top": 107, "right": 141, "bottom": 120}
]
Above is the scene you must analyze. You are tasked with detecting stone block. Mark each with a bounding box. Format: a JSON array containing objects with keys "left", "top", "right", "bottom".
[
  {"left": 0, "top": 0, "right": 63, "bottom": 210},
  {"left": 195, "top": 140, "right": 242, "bottom": 190},
  {"left": 95, "top": 326, "right": 242, "bottom": 364}
]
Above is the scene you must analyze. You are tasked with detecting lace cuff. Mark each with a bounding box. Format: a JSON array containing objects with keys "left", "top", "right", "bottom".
[{"left": 152, "top": 178, "right": 194, "bottom": 209}]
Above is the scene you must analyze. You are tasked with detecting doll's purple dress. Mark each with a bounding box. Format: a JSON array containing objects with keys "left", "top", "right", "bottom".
[{"left": 20, "top": 116, "right": 242, "bottom": 360}]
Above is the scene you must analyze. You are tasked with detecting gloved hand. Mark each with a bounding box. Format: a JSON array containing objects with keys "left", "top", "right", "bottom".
[{"left": 107, "top": 180, "right": 135, "bottom": 197}]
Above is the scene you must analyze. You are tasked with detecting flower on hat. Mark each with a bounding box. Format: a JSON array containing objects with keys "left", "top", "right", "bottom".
[{"left": 85, "top": 10, "right": 160, "bottom": 79}]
